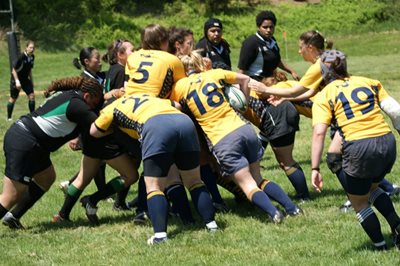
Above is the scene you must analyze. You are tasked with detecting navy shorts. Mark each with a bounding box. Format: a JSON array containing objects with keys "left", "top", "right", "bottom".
[
  {"left": 212, "top": 124, "right": 263, "bottom": 176},
  {"left": 141, "top": 114, "right": 200, "bottom": 177},
  {"left": 343, "top": 133, "right": 396, "bottom": 195},
  {"left": 10, "top": 78, "right": 34, "bottom": 99},
  {"left": 3, "top": 120, "right": 51, "bottom": 184}
]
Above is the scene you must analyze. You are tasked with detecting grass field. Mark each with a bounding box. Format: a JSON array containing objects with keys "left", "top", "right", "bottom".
[{"left": 1, "top": 31, "right": 400, "bottom": 265}]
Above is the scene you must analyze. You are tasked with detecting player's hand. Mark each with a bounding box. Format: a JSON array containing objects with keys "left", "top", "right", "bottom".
[
  {"left": 291, "top": 71, "right": 301, "bottom": 81},
  {"left": 311, "top": 170, "right": 323, "bottom": 193},
  {"left": 267, "top": 95, "right": 284, "bottom": 106},
  {"left": 68, "top": 137, "right": 82, "bottom": 151},
  {"left": 15, "top": 79, "right": 22, "bottom": 90}
]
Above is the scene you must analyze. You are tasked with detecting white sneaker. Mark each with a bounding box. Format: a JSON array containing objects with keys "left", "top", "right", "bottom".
[
  {"left": 59, "top": 181, "right": 69, "bottom": 195},
  {"left": 147, "top": 235, "right": 168, "bottom": 245}
]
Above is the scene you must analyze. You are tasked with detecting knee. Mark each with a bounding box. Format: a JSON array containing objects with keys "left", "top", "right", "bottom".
[{"left": 326, "top": 153, "right": 342, "bottom": 173}]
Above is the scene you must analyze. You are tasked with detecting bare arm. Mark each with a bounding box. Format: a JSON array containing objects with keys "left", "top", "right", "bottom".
[
  {"left": 90, "top": 122, "right": 113, "bottom": 138},
  {"left": 284, "top": 88, "right": 317, "bottom": 102},
  {"left": 252, "top": 80, "right": 308, "bottom": 99},
  {"left": 11, "top": 68, "right": 21, "bottom": 88},
  {"left": 311, "top": 123, "right": 329, "bottom": 192},
  {"left": 235, "top": 72, "right": 250, "bottom": 99}
]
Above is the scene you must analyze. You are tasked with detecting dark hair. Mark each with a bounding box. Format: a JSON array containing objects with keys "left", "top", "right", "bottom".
[
  {"left": 256, "top": 11, "right": 277, "bottom": 27},
  {"left": 44, "top": 77, "right": 103, "bottom": 98},
  {"left": 299, "top": 30, "right": 333, "bottom": 50},
  {"left": 73, "top": 47, "right": 97, "bottom": 70},
  {"left": 102, "top": 39, "right": 130, "bottom": 65},
  {"left": 141, "top": 24, "right": 169, "bottom": 50},
  {"left": 168, "top": 27, "right": 193, "bottom": 55},
  {"left": 203, "top": 18, "right": 223, "bottom": 37}
]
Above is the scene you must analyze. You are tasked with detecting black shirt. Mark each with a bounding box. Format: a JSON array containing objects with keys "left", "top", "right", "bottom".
[
  {"left": 12, "top": 52, "right": 34, "bottom": 81},
  {"left": 238, "top": 33, "right": 281, "bottom": 79},
  {"left": 195, "top": 38, "right": 231, "bottom": 70}
]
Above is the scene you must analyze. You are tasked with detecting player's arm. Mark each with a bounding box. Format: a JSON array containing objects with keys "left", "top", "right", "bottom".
[
  {"left": 11, "top": 68, "right": 21, "bottom": 89},
  {"left": 234, "top": 72, "right": 250, "bottom": 99},
  {"left": 380, "top": 96, "right": 400, "bottom": 134},
  {"left": 311, "top": 123, "right": 328, "bottom": 192},
  {"left": 90, "top": 104, "right": 115, "bottom": 138},
  {"left": 251, "top": 80, "right": 308, "bottom": 99}
]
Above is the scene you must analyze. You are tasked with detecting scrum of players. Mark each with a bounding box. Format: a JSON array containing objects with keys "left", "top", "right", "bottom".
[{"left": 1, "top": 10, "right": 400, "bottom": 249}]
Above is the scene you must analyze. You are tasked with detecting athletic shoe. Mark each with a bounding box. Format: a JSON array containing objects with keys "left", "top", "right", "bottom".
[
  {"left": 127, "top": 197, "right": 139, "bottom": 209},
  {"left": 213, "top": 202, "right": 229, "bottom": 213},
  {"left": 147, "top": 235, "right": 168, "bottom": 245},
  {"left": 339, "top": 200, "right": 352, "bottom": 213},
  {"left": 271, "top": 210, "right": 284, "bottom": 224},
  {"left": 113, "top": 202, "right": 132, "bottom": 211},
  {"left": 393, "top": 223, "right": 400, "bottom": 249},
  {"left": 389, "top": 184, "right": 400, "bottom": 198},
  {"left": 51, "top": 213, "right": 71, "bottom": 223},
  {"left": 297, "top": 197, "right": 311, "bottom": 205},
  {"left": 2, "top": 212, "right": 25, "bottom": 230},
  {"left": 287, "top": 206, "right": 304, "bottom": 217},
  {"left": 206, "top": 221, "right": 219, "bottom": 232},
  {"left": 59, "top": 181, "right": 69, "bottom": 195},
  {"left": 80, "top": 196, "right": 99, "bottom": 225},
  {"left": 133, "top": 211, "right": 149, "bottom": 225}
]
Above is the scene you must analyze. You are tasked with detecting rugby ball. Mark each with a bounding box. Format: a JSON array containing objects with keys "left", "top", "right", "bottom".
[{"left": 224, "top": 85, "right": 248, "bottom": 112}]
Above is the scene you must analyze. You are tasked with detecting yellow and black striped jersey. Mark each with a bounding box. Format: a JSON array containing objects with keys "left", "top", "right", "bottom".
[
  {"left": 170, "top": 69, "right": 247, "bottom": 146},
  {"left": 125, "top": 49, "right": 186, "bottom": 98},
  {"left": 95, "top": 94, "right": 181, "bottom": 139},
  {"left": 312, "top": 76, "right": 391, "bottom": 141}
]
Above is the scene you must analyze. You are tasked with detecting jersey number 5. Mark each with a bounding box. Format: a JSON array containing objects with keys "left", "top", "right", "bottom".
[{"left": 132, "top": 62, "right": 153, "bottom": 84}]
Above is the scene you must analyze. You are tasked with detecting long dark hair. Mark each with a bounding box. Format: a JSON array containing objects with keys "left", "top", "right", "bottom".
[{"left": 44, "top": 76, "right": 103, "bottom": 98}]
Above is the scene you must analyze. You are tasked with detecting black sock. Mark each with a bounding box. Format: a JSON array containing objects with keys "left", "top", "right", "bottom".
[
  {"left": 356, "top": 207, "right": 386, "bottom": 248},
  {"left": 11, "top": 182, "right": 45, "bottom": 219},
  {"left": 7, "top": 102, "right": 14, "bottom": 119},
  {"left": 93, "top": 164, "right": 106, "bottom": 191},
  {"left": 135, "top": 175, "right": 148, "bottom": 212},
  {"left": 89, "top": 176, "right": 125, "bottom": 206},
  {"left": 0, "top": 203, "right": 9, "bottom": 219},
  {"left": 115, "top": 185, "right": 130, "bottom": 206},
  {"left": 379, "top": 179, "right": 394, "bottom": 194},
  {"left": 165, "top": 184, "right": 194, "bottom": 224},
  {"left": 200, "top": 164, "right": 224, "bottom": 204},
  {"left": 285, "top": 163, "right": 310, "bottom": 199},
  {"left": 369, "top": 187, "right": 400, "bottom": 230},
  {"left": 260, "top": 179, "right": 297, "bottom": 213},
  {"left": 59, "top": 185, "right": 82, "bottom": 219},
  {"left": 28, "top": 100, "right": 35, "bottom": 112}
]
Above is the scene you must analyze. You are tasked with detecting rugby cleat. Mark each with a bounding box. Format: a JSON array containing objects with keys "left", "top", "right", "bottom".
[
  {"left": 113, "top": 202, "right": 132, "bottom": 211},
  {"left": 147, "top": 235, "right": 168, "bottom": 245},
  {"left": 80, "top": 196, "right": 99, "bottom": 225},
  {"left": 133, "top": 211, "right": 149, "bottom": 225},
  {"left": 213, "top": 202, "right": 229, "bottom": 213},
  {"left": 272, "top": 210, "right": 284, "bottom": 224},
  {"left": 389, "top": 184, "right": 400, "bottom": 198},
  {"left": 51, "top": 213, "right": 71, "bottom": 223},
  {"left": 206, "top": 221, "right": 219, "bottom": 232},
  {"left": 2, "top": 212, "right": 25, "bottom": 230},
  {"left": 287, "top": 206, "right": 304, "bottom": 217},
  {"left": 339, "top": 200, "right": 352, "bottom": 213}
]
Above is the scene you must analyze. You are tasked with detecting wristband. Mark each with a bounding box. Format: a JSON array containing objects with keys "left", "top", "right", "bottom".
[{"left": 311, "top": 167, "right": 320, "bottom": 171}]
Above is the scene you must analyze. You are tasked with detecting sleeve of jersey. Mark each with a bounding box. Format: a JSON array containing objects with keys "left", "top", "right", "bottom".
[
  {"left": 95, "top": 103, "right": 115, "bottom": 132},
  {"left": 172, "top": 59, "right": 186, "bottom": 82},
  {"left": 221, "top": 69, "right": 238, "bottom": 84},
  {"left": 374, "top": 80, "right": 390, "bottom": 101},
  {"left": 312, "top": 92, "right": 333, "bottom": 126},
  {"left": 299, "top": 61, "right": 323, "bottom": 91},
  {"left": 238, "top": 38, "right": 258, "bottom": 70},
  {"left": 67, "top": 98, "right": 98, "bottom": 128}
]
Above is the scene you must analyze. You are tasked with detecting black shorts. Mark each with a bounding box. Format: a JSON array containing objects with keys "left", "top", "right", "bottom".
[
  {"left": 81, "top": 131, "right": 123, "bottom": 160},
  {"left": 113, "top": 128, "right": 142, "bottom": 161},
  {"left": 4, "top": 120, "right": 51, "bottom": 184},
  {"left": 343, "top": 133, "right": 396, "bottom": 195},
  {"left": 259, "top": 101, "right": 299, "bottom": 142},
  {"left": 10, "top": 78, "right": 34, "bottom": 99}
]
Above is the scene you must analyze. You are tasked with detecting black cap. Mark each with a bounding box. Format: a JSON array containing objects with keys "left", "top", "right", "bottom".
[{"left": 204, "top": 18, "right": 223, "bottom": 37}]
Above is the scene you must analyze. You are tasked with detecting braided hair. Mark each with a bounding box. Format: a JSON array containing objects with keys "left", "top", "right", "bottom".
[{"left": 44, "top": 76, "right": 103, "bottom": 98}]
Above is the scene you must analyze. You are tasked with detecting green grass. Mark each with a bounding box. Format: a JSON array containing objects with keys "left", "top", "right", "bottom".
[{"left": 1, "top": 31, "right": 400, "bottom": 265}]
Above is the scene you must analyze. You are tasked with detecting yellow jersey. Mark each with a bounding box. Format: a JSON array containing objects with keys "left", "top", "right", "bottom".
[
  {"left": 95, "top": 94, "right": 181, "bottom": 139},
  {"left": 312, "top": 76, "right": 391, "bottom": 141},
  {"left": 125, "top": 49, "right": 186, "bottom": 98},
  {"left": 171, "top": 69, "right": 247, "bottom": 146}
]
